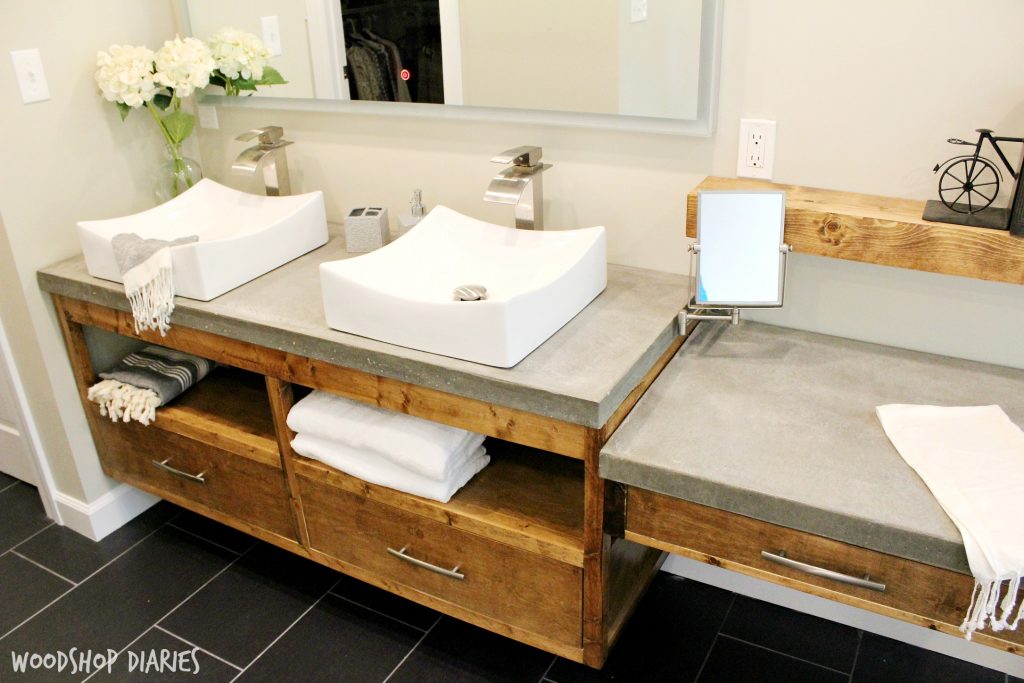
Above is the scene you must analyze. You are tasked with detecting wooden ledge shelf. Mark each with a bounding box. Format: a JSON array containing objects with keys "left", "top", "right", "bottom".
[
  {"left": 150, "top": 367, "right": 280, "bottom": 469},
  {"left": 291, "top": 441, "right": 586, "bottom": 567},
  {"left": 686, "top": 176, "right": 1024, "bottom": 285}
]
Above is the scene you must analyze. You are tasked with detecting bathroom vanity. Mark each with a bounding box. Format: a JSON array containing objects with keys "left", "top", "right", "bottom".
[
  {"left": 38, "top": 177, "right": 1024, "bottom": 666},
  {"left": 38, "top": 231, "right": 690, "bottom": 668}
]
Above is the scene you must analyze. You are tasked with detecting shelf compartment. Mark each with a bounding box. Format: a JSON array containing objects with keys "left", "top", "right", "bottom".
[
  {"left": 686, "top": 176, "right": 1024, "bottom": 285},
  {"left": 291, "top": 439, "right": 585, "bottom": 567},
  {"left": 147, "top": 366, "right": 280, "bottom": 469}
]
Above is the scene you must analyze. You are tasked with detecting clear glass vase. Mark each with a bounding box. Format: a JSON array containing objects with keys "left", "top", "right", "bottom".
[{"left": 154, "top": 145, "right": 202, "bottom": 203}]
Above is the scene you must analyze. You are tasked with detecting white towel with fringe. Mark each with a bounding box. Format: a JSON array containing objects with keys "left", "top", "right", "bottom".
[
  {"left": 290, "top": 433, "right": 489, "bottom": 503},
  {"left": 112, "top": 233, "right": 197, "bottom": 335},
  {"left": 286, "top": 389, "right": 485, "bottom": 481},
  {"left": 876, "top": 404, "right": 1024, "bottom": 639}
]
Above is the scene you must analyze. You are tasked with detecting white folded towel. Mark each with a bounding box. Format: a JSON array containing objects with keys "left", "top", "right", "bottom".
[
  {"left": 291, "top": 433, "right": 489, "bottom": 504},
  {"left": 876, "top": 404, "right": 1024, "bottom": 639},
  {"left": 287, "top": 390, "right": 484, "bottom": 481}
]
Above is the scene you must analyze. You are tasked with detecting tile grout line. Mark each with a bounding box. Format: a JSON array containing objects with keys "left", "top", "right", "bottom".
[
  {"left": 327, "top": 589, "right": 431, "bottom": 633},
  {"left": 6, "top": 521, "right": 55, "bottom": 554},
  {"left": 716, "top": 633, "right": 852, "bottom": 677},
  {"left": 692, "top": 592, "right": 736, "bottom": 683},
  {"left": 0, "top": 480, "right": 22, "bottom": 494},
  {"left": 230, "top": 578, "right": 344, "bottom": 682},
  {"left": 381, "top": 614, "right": 443, "bottom": 683},
  {"left": 0, "top": 520, "right": 170, "bottom": 642},
  {"left": 80, "top": 543, "right": 254, "bottom": 683},
  {"left": 165, "top": 522, "right": 250, "bottom": 556},
  {"left": 535, "top": 654, "right": 558, "bottom": 683},
  {"left": 848, "top": 630, "right": 863, "bottom": 683},
  {"left": 153, "top": 624, "right": 244, "bottom": 672},
  {"left": 9, "top": 550, "right": 77, "bottom": 587}
]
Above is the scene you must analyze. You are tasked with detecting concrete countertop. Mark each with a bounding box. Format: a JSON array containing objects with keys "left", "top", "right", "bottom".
[
  {"left": 38, "top": 234, "right": 689, "bottom": 428},
  {"left": 601, "top": 320, "right": 1024, "bottom": 574}
]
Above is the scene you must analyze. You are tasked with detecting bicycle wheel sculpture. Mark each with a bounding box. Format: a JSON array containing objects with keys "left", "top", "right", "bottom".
[{"left": 937, "top": 157, "right": 1000, "bottom": 214}]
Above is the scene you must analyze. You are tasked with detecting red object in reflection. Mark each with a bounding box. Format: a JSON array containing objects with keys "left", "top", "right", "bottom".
[{"left": 400, "top": 69, "right": 411, "bottom": 81}]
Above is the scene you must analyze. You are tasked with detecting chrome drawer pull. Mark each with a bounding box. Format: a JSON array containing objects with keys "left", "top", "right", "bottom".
[
  {"left": 761, "top": 550, "right": 886, "bottom": 592},
  {"left": 151, "top": 458, "right": 206, "bottom": 484},
  {"left": 387, "top": 546, "right": 465, "bottom": 580}
]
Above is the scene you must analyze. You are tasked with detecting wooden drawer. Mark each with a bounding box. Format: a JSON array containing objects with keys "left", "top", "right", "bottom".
[
  {"left": 298, "top": 472, "right": 583, "bottom": 652},
  {"left": 93, "top": 418, "right": 297, "bottom": 542},
  {"left": 626, "top": 487, "right": 1024, "bottom": 655}
]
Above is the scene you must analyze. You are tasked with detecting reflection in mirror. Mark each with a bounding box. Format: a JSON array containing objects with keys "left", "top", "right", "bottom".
[
  {"left": 695, "top": 191, "right": 787, "bottom": 307},
  {"left": 182, "top": 0, "right": 707, "bottom": 121}
]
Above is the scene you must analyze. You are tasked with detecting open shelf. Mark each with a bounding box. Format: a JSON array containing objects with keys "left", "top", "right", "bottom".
[
  {"left": 686, "top": 176, "right": 1024, "bottom": 285},
  {"left": 154, "top": 366, "right": 280, "bottom": 468},
  {"left": 291, "top": 438, "right": 585, "bottom": 567}
]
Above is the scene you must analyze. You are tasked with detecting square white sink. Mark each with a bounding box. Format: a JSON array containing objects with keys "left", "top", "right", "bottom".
[
  {"left": 78, "top": 179, "right": 328, "bottom": 301},
  {"left": 320, "top": 206, "right": 607, "bottom": 367}
]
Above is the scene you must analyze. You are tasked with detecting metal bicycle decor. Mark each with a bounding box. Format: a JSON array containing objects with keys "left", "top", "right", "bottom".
[{"left": 923, "top": 128, "right": 1024, "bottom": 231}]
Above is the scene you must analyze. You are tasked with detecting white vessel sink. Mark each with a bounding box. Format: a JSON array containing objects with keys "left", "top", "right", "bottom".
[
  {"left": 320, "top": 206, "right": 607, "bottom": 367},
  {"left": 78, "top": 178, "right": 328, "bottom": 301}
]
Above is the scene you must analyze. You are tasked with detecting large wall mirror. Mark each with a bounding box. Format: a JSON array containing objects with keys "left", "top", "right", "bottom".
[{"left": 179, "top": 0, "right": 722, "bottom": 135}]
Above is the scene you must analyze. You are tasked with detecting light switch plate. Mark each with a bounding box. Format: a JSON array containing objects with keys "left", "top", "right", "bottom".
[
  {"left": 631, "top": 0, "right": 648, "bottom": 23},
  {"left": 261, "top": 16, "right": 283, "bottom": 56},
  {"left": 197, "top": 104, "right": 219, "bottom": 129},
  {"left": 10, "top": 49, "right": 50, "bottom": 104}
]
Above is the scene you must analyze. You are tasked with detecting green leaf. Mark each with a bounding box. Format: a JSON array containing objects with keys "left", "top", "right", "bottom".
[
  {"left": 162, "top": 110, "right": 195, "bottom": 145},
  {"left": 116, "top": 102, "right": 132, "bottom": 121},
  {"left": 153, "top": 93, "right": 172, "bottom": 111},
  {"left": 234, "top": 77, "right": 258, "bottom": 92},
  {"left": 256, "top": 66, "right": 287, "bottom": 86},
  {"left": 208, "top": 72, "right": 227, "bottom": 88}
]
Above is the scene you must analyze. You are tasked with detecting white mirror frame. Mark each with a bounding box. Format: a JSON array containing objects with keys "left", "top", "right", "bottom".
[{"left": 178, "top": 0, "right": 723, "bottom": 137}]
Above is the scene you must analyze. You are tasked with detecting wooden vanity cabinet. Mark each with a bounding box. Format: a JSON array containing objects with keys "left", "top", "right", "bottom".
[
  {"left": 50, "top": 294, "right": 679, "bottom": 668},
  {"left": 626, "top": 487, "right": 1024, "bottom": 656}
]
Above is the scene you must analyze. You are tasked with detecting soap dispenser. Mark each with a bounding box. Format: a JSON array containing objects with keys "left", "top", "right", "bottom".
[{"left": 397, "top": 189, "right": 426, "bottom": 237}]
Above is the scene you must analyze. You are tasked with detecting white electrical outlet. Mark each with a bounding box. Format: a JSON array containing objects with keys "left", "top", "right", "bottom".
[
  {"left": 737, "top": 118, "right": 776, "bottom": 180},
  {"left": 261, "top": 16, "right": 283, "bottom": 56},
  {"left": 631, "top": 0, "right": 648, "bottom": 23},
  {"left": 10, "top": 49, "right": 50, "bottom": 104}
]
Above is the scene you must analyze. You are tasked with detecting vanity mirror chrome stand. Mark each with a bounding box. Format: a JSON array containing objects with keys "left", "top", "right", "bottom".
[{"left": 682, "top": 190, "right": 791, "bottom": 326}]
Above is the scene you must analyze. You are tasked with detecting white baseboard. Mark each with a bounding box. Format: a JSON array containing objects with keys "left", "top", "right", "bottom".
[
  {"left": 661, "top": 554, "right": 1024, "bottom": 677},
  {"left": 54, "top": 484, "right": 160, "bottom": 541}
]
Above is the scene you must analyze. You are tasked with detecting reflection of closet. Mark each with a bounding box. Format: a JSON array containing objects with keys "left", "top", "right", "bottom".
[{"left": 341, "top": 0, "right": 444, "bottom": 104}]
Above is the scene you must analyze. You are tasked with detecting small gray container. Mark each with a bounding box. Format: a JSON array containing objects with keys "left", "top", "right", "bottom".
[{"left": 344, "top": 206, "right": 390, "bottom": 253}]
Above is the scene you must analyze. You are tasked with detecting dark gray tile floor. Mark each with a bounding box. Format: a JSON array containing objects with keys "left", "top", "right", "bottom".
[{"left": 0, "top": 483, "right": 1015, "bottom": 682}]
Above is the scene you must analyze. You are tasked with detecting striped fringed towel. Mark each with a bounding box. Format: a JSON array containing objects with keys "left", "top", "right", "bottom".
[
  {"left": 876, "top": 404, "right": 1024, "bottom": 640},
  {"left": 87, "top": 345, "right": 214, "bottom": 426},
  {"left": 112, "top": 233, "right": 197, "bottom": 336}
]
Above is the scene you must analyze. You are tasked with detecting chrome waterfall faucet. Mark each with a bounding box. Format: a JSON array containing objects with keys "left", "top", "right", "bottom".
[
  {"left": 232, "top": 126, "right": 293, "bottom": 196},
  {"left": 483, "top": 146, "right": 552, "bottom": 230}
]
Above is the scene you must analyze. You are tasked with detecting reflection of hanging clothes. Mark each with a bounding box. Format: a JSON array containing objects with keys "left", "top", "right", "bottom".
[
  {"left": 346, "top": 44, "right": 389, "bottom": 100},
  {"left": 366, "top": 30, "right": 411, "bottom": 103}
]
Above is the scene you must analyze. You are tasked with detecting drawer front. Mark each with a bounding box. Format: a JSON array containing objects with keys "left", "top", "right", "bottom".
[
  {"left": 94, "top": 419, "right": 297, "bottom": 541},
  {"left": 626, "top": 487, "right": 1024, "bottom": 653},
  {"left": 298, "top": 474, "right": 582, "bottom": 648}
]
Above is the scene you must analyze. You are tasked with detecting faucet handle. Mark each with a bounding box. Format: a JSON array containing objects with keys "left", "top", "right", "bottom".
[
  {"left": 491, "top": 146, "right": 543, "bottom": 168},
  {"left": 236, "top": 126, "right": 287, "bottom": 146}
]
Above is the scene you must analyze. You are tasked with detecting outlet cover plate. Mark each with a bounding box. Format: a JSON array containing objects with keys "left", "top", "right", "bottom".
[{"left": 737, "top": 118, "right": 776, "bottom": 180}]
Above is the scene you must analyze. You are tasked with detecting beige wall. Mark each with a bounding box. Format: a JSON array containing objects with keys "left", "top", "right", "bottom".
[
  {"left": 459, "top": 0, "right": 618, "bottom": 114},
  {"left": 0, "top": 0, "right": 180, "bottom": 501},
  {"left": 184, "top": 0, "right": 315, "bottom": 99},
  {"left": 199, "top": 0, "right": 1024, "bottom": 370}
]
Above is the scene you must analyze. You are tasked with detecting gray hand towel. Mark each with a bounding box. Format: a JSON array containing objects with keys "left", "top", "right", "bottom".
[{"left": 111, "top": 233, "right": 198, "bottom": 336}]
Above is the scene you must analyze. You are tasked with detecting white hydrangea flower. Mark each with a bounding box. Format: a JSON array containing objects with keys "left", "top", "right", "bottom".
[
  {"left": 95, "top": 44, "right": 157, "bottom": 108},
  {"left": 153, "top": 36, "right": 215, "bottom": 97},
  {"left": 208, "top": 27, "right": 270, "bottom": 81}
]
